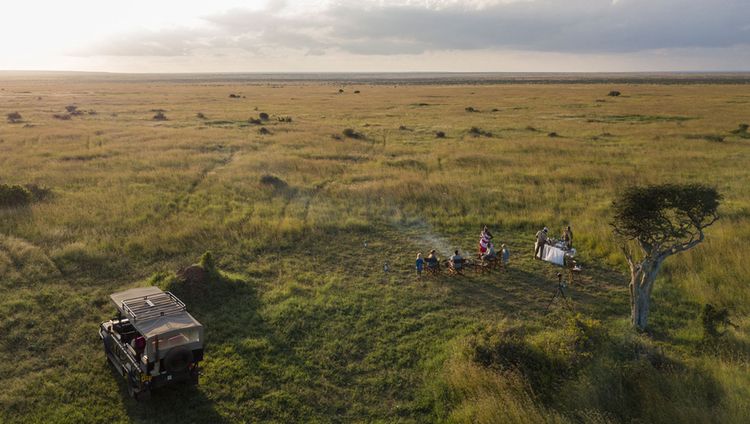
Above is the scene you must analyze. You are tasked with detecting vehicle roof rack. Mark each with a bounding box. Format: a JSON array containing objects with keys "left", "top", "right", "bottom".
[{"left": 120, "top": 291, "right": 187, "bottom": 322}]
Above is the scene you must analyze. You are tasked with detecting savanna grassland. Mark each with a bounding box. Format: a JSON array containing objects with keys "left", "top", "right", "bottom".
[{"left": 1, "top": 74, "right": 749, "bottom": 423}]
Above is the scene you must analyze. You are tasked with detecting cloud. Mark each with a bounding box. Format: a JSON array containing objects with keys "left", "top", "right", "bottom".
[{"left": 81, "top": 0, "right": 750, "bottom": 58}]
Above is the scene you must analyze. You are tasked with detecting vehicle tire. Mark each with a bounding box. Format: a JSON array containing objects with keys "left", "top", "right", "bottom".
[
  {"left": 135, "top": 389, "right": 151, "bottom": 402},
  {"left": 127, "top": 383, "right": 135, "bottom": 399},
  {"left": 102, "top": 334, "right": 112, "bottom": 355},
  {"left": 163, "top": 346, "right": 194, "bottom": 373}
]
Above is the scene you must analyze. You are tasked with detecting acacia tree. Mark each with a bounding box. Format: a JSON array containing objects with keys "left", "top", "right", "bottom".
[{"left": 612, "top": 184, "right": 720, "bottom": 330}]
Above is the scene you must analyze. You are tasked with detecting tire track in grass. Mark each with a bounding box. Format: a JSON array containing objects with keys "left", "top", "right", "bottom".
[
  {"left": 301, "top": 179, "right": 333, "bottom": 227},
  {"left": 161, "top": 148, "right": 237, "bottom": 220}
]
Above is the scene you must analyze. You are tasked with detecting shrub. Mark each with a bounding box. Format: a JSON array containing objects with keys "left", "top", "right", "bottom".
[
  {"left": 259, "top": 127, "right": 271, "bottom": 135},
  {"left": 548, "top": 132, "right": 559, "bottom": 137},
  {"left": 491, "top": 108, "right": 499, "bottom": 112},
  {"left": 435, "top": 131, "right": 446, "bottom": 138},
  {"left": 700, "top": 304, "right": 734, "bottom": 339},
  {"left": 259, "top": 174, "right": 288, "bottom": 189},
  {"left": 0, "top": 184, "right": 32, "bottom": 208},
  {"left": 53, "top": 114, "right": 71, "bottom": 120},
  {"left": 199, "top": 250, "right": 217, "bottom": 274},
  {"left": 277, "top": 116, "right": 292, "bottom": 122},
  {"left": 468, "top": 325, "right": 559, "bottom": 398},
  {"left": 196, "top": 112, "right": 207, "bottom": 119},
  {"left": 153, "top": 111, "right": 167, "bottom": 121},
  {"left": 398, "top": 125, "right": 410, "bottom": 131},
  {"left": 731, "top": 123, "right": 749, "bottom": 138},
  {"left": 87, "top": 110, "right": 97, "bottom": 115},
  {"left": 65, "top": 105, "right": 82, "bottom": 116},
  {"left": 6, "top": 112, "right": 22, "bottom": 123},
  {"left": 704, "top": 135, "right": 725, "bottom": 142},
  {"left": 24, "top": 184, "right": 52, "bottom": 201},
  {"left": 229, "top": 93, "right": 240, "bottom": 98},
  {"left": 331, "top": 134, "right": 342, "bottom": 140},
  {"left": 338, "top": 89, "right": 344, "bottom": 93},
  {"left": 259, "top": 112, "right": 269, "bottom": 121},
  {"left": 465, "top": 106, "right": 477, "bottom": 113},
  {"left": 343, "top": 128, "right": 363, "bottom": 139},
  {"left": 248, "top": 118, "right": 262, "bottom": 125},
  {"left": 469, "top": 127, "right": 492, "bottom": 137},
  {"left": 354, "top": 90, "right": 361, "bottom": 94},
  {"left": 608, "top": 90, "right": 621, "bottom": 97}
]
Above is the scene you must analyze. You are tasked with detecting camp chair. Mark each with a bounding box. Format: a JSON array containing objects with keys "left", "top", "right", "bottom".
[
  {"left": 565, "top": 258, "right": 581, "bottom": 284},
  {"left": 485, "top": 256, "right": 501, "bottom": 272},
  {"left": 425, "top": 261, "right": 441, "bottom": 277},
  {"left": 446, "top": 258, "right": 465, "bottom": 276}
]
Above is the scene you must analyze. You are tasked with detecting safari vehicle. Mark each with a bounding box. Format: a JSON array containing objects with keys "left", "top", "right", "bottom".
[{"left": 99, "top": 286, "right": 204, "bottom": 400}]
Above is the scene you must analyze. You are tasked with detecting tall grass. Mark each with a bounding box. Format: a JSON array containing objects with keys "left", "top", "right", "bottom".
[{"left": 0, "top": 76, "right": 748, "bottom": 422}]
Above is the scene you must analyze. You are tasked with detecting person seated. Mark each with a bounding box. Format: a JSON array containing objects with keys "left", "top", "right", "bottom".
[
  {"left": 450, "top": 249, "right": 464, "bottom": 271},
  {"left": 131, "top": 335, "right": 146, "bottom": 355},
  {"left": 426, "top": 250, "right": 439, "bottom": 270},
  {"left": 483, "top": 243, "right": 497, "bottom": 261}
]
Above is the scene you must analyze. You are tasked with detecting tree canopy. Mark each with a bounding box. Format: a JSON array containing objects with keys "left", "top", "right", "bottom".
[{"left": 612, "top": 183, "right": 720, "bottom": 256}]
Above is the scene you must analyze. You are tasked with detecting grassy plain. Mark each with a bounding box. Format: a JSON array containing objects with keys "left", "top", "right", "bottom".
[{"left": 1, "top": 74, "right": 749, "bottom": 423}]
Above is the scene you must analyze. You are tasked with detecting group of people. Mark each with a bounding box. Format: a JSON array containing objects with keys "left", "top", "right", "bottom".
[
  {"left": 534, "top": 225, "right": 573, "bottom": 260},
  {"left": 414, "top": 226, "right": 509, "bottom": 276},
  {"left": 411, "top": 224, "right": 574, "bottom": 277}
]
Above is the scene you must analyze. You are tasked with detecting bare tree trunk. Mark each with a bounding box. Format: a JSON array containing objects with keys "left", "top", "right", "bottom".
[
  {"left": 629, "top": 260, "right": 662, "bottom": 331},
  {"left": 631, "top": 283, "right": 650, "bottom": 330}
]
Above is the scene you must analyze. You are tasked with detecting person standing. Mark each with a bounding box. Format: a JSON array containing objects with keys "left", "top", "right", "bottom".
[
  {"left": 479, "top": 225, "right": 493, "bottom": 255},
  {"left": 562, "top": 225, "right": 573, "bottom": 249},
  {"left": 535, "top": 227, "right": 549, "bottom": 260},
  {"left": 415, "top": 252, "right": 424, "bottom": 277},
  {"left": 501, "top": 244, "right": 510, "bottom": 269}
]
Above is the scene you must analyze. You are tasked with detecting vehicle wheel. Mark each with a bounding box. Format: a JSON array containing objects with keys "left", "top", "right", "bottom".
[
  {"left": 102, "top": 335, "right": 112, "bottom": 355},
  {"left": 127, "top": 383, "right": 135, "bottom": 399},
  {"left": 135, "top": 389, "right": 151, "bottom": 402},
  {"left": 164, "top": 347, "right": 194, "bottom": 373}
]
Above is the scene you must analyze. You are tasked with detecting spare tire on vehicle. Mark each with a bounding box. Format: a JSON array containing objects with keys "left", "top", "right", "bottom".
[{"left": 164, "top": 346, "right": 193, "bottom": 373}]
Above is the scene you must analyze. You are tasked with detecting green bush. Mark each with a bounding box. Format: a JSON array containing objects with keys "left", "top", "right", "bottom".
[
  {"left": 6, "top": 112, "right": 22, "bottom": 123},
  {"left": 199, "top": 250, "right": 217, "bottom": 273},
  {"left": 0, "top": 184, "right": 32, "bottom": 207},
  {"left": 468, "top": 324, "right": 560, "bottom": 401},
  {"left": 24, "top": 184, "right": 52, "bottom": 201},
  {"left": 343, "top": 128, "right": 363, "bottom": 139},
  {"left": 700, "top": 303, "right": 734, "bottom": 339}
]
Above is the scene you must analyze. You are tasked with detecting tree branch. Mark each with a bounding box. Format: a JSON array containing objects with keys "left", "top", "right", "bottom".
[
  {"left": 658, "top": 230, "right": 706, "bottom": 261},
  {"left": 621, "top": 244, "right": 637, "bottom": 275}
]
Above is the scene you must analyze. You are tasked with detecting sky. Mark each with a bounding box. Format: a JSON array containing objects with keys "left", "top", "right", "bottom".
[{"left": 2, "top": 0, "right": 749, "bottom": 73}]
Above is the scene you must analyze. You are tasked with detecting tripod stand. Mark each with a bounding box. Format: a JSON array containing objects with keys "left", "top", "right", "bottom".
[{"left": 546, "top": 272, "right": 568, "bottom": 311}]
